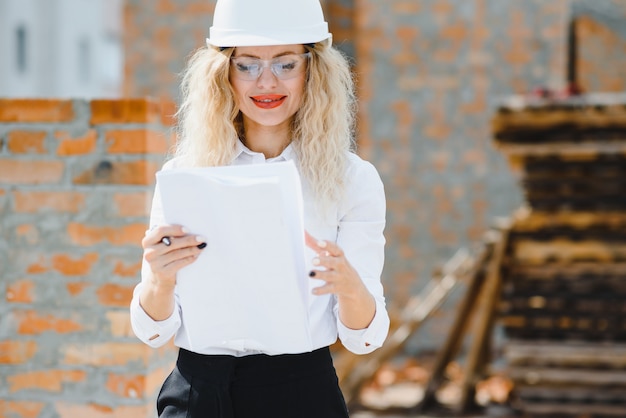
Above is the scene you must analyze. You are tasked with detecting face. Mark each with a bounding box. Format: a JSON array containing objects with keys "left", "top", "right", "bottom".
[{"left": 230, "top": 44, "right": 307, "bottom": 132}]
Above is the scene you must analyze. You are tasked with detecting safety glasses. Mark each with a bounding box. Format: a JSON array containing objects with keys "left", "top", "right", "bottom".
[{"left": 230, "top": 53, "right": 311, "bottom": 81}]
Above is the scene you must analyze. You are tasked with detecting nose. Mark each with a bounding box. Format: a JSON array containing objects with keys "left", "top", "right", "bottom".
[{"left": 256, "top": 63, "right": 278, "bottom": 88}]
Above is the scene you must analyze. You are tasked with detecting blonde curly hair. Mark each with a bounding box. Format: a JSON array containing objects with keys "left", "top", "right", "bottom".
[{"left": 174, "top": 40, "right": 356, "bottom": 204}]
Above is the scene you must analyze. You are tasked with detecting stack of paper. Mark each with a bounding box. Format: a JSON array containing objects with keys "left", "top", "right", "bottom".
[{"left": 156, "top": 161, "right": 312, "bottom": 354}]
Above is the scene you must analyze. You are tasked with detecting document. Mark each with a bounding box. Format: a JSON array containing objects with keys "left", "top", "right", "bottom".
[{"left": 155, "top": 161, "right": 312, "bottom": 354}]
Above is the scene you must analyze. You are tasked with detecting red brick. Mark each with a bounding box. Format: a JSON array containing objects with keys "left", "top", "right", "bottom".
[
  {"left": 392, "top": 1, "right": 421, "bottom": 13},
  {"left": 51, "top": 253, "right": 99, "bottom": 276},
  {"left": 0, "top": 159, "right": 64, "bottom": 184},
  {"left": 424, "top": 123, "right": 452, "bottom": 140},
  {"left": 7, "top": 131, "right": 47, "bottom": 154},
  {"left": 26, "top": 255, "right": 49, "bottom": 274},
  {"left": 90, "top": 99, "right": 162, "bottom": 124},
  {"left": 6, "top": 280, "right": 35, "bottom": 303},
  {"left": 0, "top": 341, "right": 37, "bottom": 364},
  {"left": 73, "top": 160, "right": 159, "bottom": 185},
  {"left": 160, "top": 98, "right": 178, "bottom": 126},
  {"left": 67, "top": 222, "right": 146, "bottom": 246},
  {"left": 184, "top": 2, "right": 215, "bottom": 14},
  {"left": 106, "top": 311, "right": 135, "bottom": 338},
  {"left": 504, "top": 47, "right": 533, "bottom": 65},
  {"left": 0, "top": 400, "right": 45, "bottom": 418},
  {"left": 440, "top": 21, "right": 469, "bottom": 43},
  {"left": 15, "top": 224, "right": 39, "bottom": 244},
  {"left": 113, "top": 259, "right": 142, "bottom": 277},
  {"left": 105, "top": 129, "right": 169, "bottom": 154},
  {"left": 395, "top": 26, "right": 419, "bottom": 43},
  {"left": 106, "top": 373, "right": 145, "bottom": 398},
  {"left": 62, "top": 342, "right": 148, "bottom": 366},
  {"left": 97, "top": 284, "right": 135, "bottom": 307},
  {"left": 113, "top": 191, "right": 150, "bottom": 217},
  {"left": 0, "top": 99, "right": 74, "bottom": 122},
  {"left": 7, "top": 370, "right": 86, "bottom": 393},
  {"left": 66, "top": 282, "right": 89, "bottom": 297},
  {"left": 13, "top": 190, "right": 85, "bottom": 213},
  {"left": 55, "top": 129, "right": 98, "bottom": 156},
  {"left": 16, "top": 310, "right": 83, "bottom": 335},
  {"left": 146, "top": 365, "right": 172, "bottom": 396},
  {"left": 156, "top": 0, "right": 176, "bottom": 13}
]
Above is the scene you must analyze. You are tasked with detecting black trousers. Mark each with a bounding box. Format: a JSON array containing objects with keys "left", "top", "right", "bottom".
[{"left": 157, "top": 346, "right": 350, "bottom": 418}]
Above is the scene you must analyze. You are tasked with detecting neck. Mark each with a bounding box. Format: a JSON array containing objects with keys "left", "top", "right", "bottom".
[{"left": 242, "top": 119, "right": 293, "bottom": 159}]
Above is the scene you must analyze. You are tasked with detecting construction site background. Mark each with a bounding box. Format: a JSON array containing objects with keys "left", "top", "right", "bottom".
[{"left": 1, "top": 1, "right": 626, "bottom": 417}]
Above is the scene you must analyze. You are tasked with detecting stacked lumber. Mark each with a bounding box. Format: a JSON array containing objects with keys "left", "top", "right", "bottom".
[{"left": 492, "top": 93, "right": 626, "bottom": 417}]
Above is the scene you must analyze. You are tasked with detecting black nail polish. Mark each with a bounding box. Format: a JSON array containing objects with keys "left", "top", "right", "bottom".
[
  {"left": 197, "top": 242, "right": 207, "bottom": 249},
  {"left": 309, "top": 271, "right": 316, "bottom": 277}
]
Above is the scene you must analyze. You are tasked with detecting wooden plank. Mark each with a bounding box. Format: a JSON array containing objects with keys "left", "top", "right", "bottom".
[
  {"left": 511, "top": 240, "right": 626, "bottom": 264},
  {"left": 492, "top": 105, "right": 626, "bottom": 134},
  {"left": 508, "top": 367, "right": 626, "bottom": 385},
  {"left": 457, "top": 224, "right": 511, "bottom": 412},
  {"left": 507, "top": 262, "right": 626, "bottom": 279},
  {"left": 512, "top": 210, "right": 626, "bottom": 231},
  {"left": 497, "top": 141, "right": 626, "bottom": 158},
  {"left": 501, "top": 296, "right": 626, "bottom": 314},
  {"left": 417, "top": 238, "right": 496, "bottom": 412},
  {"left": 516, "top": 401, "right": 626, "bottom": 417},
  {"left": 516, "top": 386, "right": 626, "bottom": 403},
  {"left": 503, "top": 341, "right": 626, "bottom": 368}
]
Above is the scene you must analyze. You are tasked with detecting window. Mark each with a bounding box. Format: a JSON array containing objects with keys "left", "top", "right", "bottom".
[
  {"left": 79, "top": 38, "right": 91, "bottom": 83},
  {"left": 16, "top": 25, "right": 27, "bottom": 74}
]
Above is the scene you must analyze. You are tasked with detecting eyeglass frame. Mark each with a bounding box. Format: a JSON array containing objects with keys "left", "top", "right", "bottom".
[{"left": 229, "top": 52, "right": 312, "bottom": 81}]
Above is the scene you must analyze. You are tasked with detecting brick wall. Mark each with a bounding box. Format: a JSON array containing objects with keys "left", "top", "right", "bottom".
[
  {"left": 0, "top": 99, "right": 175, "bottom": 417},
  {"left": 576, "top": 16, "right": 626, "bottom": 92},
  {"left": 354, "top": 0, "right": 572, "bottom": 348}
]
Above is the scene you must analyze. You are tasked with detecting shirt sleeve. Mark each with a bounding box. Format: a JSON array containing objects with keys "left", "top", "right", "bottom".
[
  {"left": 130, "top": 282, "right": 182, "bottom": 348},
  {"left": 129, "top": 159, "right": 183, "bottom": 348},
  {"left": 335, "top": 156, "right": 390, "bottom": 355}
]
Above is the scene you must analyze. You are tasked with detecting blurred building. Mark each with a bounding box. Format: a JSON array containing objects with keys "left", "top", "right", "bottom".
[{"left": 0, "top": 0, "right": 123, "bottom": 98}]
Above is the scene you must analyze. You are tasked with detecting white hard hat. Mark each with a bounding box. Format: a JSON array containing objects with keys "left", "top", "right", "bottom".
[{"left": 207, "top": 0, "right": 332, "bottom": 47}]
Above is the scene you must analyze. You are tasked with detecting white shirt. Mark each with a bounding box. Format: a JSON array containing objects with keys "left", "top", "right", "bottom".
[{"left": 130, "top": 141, "right": 390, "bottom": 356}]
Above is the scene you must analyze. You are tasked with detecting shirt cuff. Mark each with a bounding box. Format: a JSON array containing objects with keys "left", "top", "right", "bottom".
[
  {"left": 130, "top": 290, "right": 181, "bottom": 348},
  {"left": 337, "top": 298, "right": 390, "bottom": 355}
]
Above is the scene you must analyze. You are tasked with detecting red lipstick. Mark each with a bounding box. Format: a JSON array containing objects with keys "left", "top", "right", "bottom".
[{"left": 251, "top": 94, "right": 286, "bottom": 109}]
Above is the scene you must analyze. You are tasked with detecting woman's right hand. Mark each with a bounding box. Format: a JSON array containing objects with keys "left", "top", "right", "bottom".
[{"left": 142, "top": 224, "right": 207, "bottom": 288}]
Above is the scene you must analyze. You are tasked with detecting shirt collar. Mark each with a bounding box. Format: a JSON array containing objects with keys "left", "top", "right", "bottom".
[{"left": 232, "top": 139, "right": 296, "bottom": 164}]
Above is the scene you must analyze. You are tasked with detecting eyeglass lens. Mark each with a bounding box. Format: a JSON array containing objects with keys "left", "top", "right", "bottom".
[{"left": 231, "top": 53, "right": 310, "bottom": 80}]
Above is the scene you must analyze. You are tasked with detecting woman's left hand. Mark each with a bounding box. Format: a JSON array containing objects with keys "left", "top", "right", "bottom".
[
  {"left": 305, "top": 231, "right": 365, "bottom": 298},
  {"left": 305, "top": 231, "right": 376, "bottom": 329}
]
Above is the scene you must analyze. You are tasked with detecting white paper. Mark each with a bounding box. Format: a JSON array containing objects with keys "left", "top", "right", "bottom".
[{"left": 155, "top": 161, "right": 312, "bottom": 354}]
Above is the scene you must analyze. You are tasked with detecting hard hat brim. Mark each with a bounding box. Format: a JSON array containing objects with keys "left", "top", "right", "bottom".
[{"left": 207, "top": 26, "right": 332, "bottom": 48}]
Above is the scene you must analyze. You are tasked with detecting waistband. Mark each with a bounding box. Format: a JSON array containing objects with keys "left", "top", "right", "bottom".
[{"left": 177, "top": 346, "right": 335, "bottom": 386}]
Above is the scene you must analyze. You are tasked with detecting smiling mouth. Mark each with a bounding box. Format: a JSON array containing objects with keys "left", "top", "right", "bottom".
[{"left": 251, "top": 95, "right": 286, "bottom": 109}]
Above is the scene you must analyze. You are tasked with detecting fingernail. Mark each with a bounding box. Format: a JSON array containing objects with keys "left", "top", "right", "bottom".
[
  {"left": 182, "top": 226, "right": 190, "bottom": 234},
  {"left": 309, "top": 271, "right": 316, "bottom": 277},
  {"left": 312, "top": 258, "right": 321, "bottom": 266},
  {"left": 196, "top": 235, "right": 206, "bottom": 242},
  {"left": 197, "top": 242, "right": 207, "bottom": 249},
  {"left": 317, "top": 240, "right": 327, "bottom": 248}
]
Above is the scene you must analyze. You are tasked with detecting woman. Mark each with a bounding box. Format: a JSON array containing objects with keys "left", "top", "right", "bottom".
[{"left": 130, "top": 0, "right": 390, "bottom": 416}]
